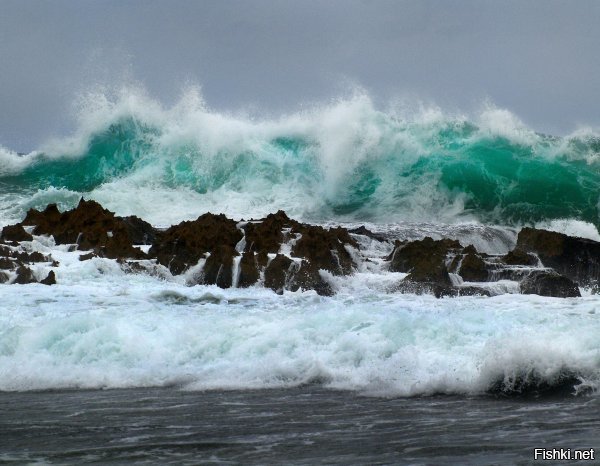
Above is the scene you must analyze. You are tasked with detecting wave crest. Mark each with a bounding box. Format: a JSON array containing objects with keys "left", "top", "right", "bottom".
[{"left": 2, "top": 87, "right": 600, "bottom": 226}]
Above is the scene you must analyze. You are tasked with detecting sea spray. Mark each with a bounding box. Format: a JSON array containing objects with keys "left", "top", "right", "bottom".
[
  {"left": 0, "top": 272, "right": 598, "bottom": 395},
  {"left": 1, "top": 88, "right": 600, "bottom": 229}
]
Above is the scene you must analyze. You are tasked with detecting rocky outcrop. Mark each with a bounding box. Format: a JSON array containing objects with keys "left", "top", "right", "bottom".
[
  {"left": 348, "top": 225, "right": 387, "bottom": 242},
  {"left": 120, "top": 216, "right": 157, "bottom": 245},
  {"left": 13, "top": 265, "right": 36, "bottom": 284},
  {"left": 238, "top": 211, "right": 356, "bottom": 295},
  {"left": 389, "top": 237, "right": 461, "bottom": 285},
  {"left": 1, "top": 224, "right": 33, "bottom": 242},
  {"left": 516, "top": 227, "right": 600, "bottom": 288},
  {"left": 145, "top": 208, "right": 355, "bottom": 295},
  {"left": 454, "top": 249, "right": 489, "bottom": 282},
  {"left": 0, "top": 228, "right": 57, "bottom": 285},
  {"left": 520, "top": 270, "right": 580, "bottom": 298},
  {"left": 237, "top": 252, "right": 260, "bottom": 288},
  {"left": 6, "top": 201, "right": 358, "bottom": 295},
  {"left": 263, "top": 254, "right": 333, "bottom": 296},
  {"left": 291, "top": 225, "right": 357, "bottom": 275},
  {"left": 149, "top": 212, "right": 242, "bottom": 275},
  {"left": 243, "top": 210, "right": 290, "bottom": 255},
  {"left": 201, "top": 245, "right": 236, "bottom": 288},
  {"left": 40, "top": 270, "right": 56, "bottom": 285},
  {"left": 20, "top": 199, "right": 150, "bottom": 259},
  {"left": 243, "top": 210, "right": 357, "bottom": 276},
  {"left": 386, "top": 233, "right": 582, "bottom": 298},
  {"left": 264, "top": 254, "right": 294, "bottom": 293},
  {"left": 3, "top": 200, "right": 594, "bottom": 298},
  {"left": 502, "top": 249, "right": 538, "bottom": 266}
]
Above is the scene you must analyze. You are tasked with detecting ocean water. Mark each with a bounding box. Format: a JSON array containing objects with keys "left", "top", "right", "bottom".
[
  {"left": 1, "top": 387, "right": 599, "bottom": 465},
  {"left": 1, "top": 89, "right": 599, "bottom": 464}
]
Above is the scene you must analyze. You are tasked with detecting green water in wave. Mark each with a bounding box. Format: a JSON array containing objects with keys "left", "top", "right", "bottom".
[{"left": 2, "top": 117, "right": 600, "bottom": 226}]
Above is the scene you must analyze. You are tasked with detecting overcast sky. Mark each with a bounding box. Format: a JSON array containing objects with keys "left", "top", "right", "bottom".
[{"left": 1, "top": 0, "right": 599, "bottom": 151}]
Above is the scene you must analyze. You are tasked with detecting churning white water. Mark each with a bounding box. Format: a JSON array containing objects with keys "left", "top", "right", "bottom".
[{"left": 0, "top": 232, "right": 598, "bottom": 396}]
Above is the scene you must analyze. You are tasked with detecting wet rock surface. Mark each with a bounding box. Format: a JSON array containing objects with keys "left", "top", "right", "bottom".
[
  {"left": 149, "top": 212, "right": 242, "bottom": 275},
  {"left": 520, "top": 270, "right": 581, "bottom": 298},
  {"left": 1, "top": 200, "right": 597, "bottom": 298},
  {"left": 386, "top": 229, "right": 587, "bottom": 298},
  {"left": 455, "top": 251, "right": 489, "bottom": 282},
  {"left": 20, "top": 199, "right": 150, "bottom": 259},
  {"left": 1, "top": 224, "right": 33, "bottom": 242},
  {"left": 237, "top": 252, "right": 260, "bottom": 288},
  {"left": 389, "top": 237, "right": 461, "bottom": 285},
  {"left": 516, "top": 227, "right": 600, "bottom": 288},
  {"left": 0, "top": 227, "right": 57, "bottom": 285},
  {"left": 40, "top": 270, "right": 56, "bottom": 286}
]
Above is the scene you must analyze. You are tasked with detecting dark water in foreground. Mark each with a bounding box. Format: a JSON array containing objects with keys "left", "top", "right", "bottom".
[{"left": 0, "top": 387, "right": 598, "bottom": 465}]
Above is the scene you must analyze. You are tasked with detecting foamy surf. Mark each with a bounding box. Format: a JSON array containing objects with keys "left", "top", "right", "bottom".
[
  {"left": 1, "top": 87, "right": 600, "bottom": 229},
  {"left": 1, "top": 87, "right": 599, "bottom": 398},
  {"left": 0, "top": 234, "right": 598, "bottom": 396}
]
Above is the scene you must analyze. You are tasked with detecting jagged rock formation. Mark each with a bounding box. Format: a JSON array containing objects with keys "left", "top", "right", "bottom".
[
  {"left": 150, "top": 212, "right": 242, "bottom": 276},
  {"left": 148, "top": 209, "right": 356, "bottom": 295},
  {"left": 386, "top": 232, "right": 584, "bottom": 298},
  {"left": 0, "top": 229, "right": 56, "bottom": 285},
  {"left": 1, "top": 200, "right": 597, "bottom": 298},
  {"left": 20, "top": 199, "right": 155, "bottom": 259},
  {"left": 1, "top": 224, "right": 33, "bottom": 242},
  {"left": 520, "top": 270, "right": 580, "bottom": 298},
  {"left": 516, "top": 227, "right": 600, "bottom": 288}
]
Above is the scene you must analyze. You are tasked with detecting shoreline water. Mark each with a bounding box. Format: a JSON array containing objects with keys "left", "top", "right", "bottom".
[
  {"left": 0, "top": 200, "right": 599, "bottom": 397},
  {"left": 1, "top": 386, "right": 598, "bottom": 465}
]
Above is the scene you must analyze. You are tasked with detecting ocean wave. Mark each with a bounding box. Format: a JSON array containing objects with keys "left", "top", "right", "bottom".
[
  {"left": 1, "top": 87, "right": 600, "bottom": 227},
  {"left": 0, "top": 278, "right": 598, "bottom": 396}
]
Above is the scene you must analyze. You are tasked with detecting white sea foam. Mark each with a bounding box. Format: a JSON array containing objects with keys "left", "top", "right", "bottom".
[
  {"left": 0, "top": 237, "right": 598, "bottom": 395},
  {"left": 4, "top": 85, "right": 598, "bottom": 227},
  {"left": 533, "top": 219, "right": 600, "bottom": 242}
]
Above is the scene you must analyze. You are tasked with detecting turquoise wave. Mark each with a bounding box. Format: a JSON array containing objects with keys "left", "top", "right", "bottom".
[{"left": 2, "top": 105, "right": 600, "bottom": 226}]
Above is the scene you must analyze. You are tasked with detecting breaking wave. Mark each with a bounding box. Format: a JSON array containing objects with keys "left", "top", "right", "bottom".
[{"left": 1, "top": 87, "right": 600, "bottom": 228}]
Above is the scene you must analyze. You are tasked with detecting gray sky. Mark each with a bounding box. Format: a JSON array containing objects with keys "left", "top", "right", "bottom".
[{"left": 1, "top": 0, "right": 599, "bottom": 151}]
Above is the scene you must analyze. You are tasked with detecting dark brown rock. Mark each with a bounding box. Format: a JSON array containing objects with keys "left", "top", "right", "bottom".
[
  {"left": 1, "top": 224, "right": 33, "bottom": 242},
  {"left": 291, "top": 225, "right": 357, "bottom": 275},
  {"left": 202, "top": 245, "right": 237, "bottom": 288},
  {"left": 0, "top": 257, "right": 14, "bottom": 269},
  {"left": 15, "top": 251, "right": 48, "bottom": 263},
  {"left": 21, "top": 199, "right": 145, "bottom": 260},
  {"left": 149, "top": 212, "right": 242, "bottom": 275},
  {"left": 0, "top": 271, "right": 9, "bottom": 283},
  {"left": 79, "top": 252, "right": 96, "bottom": 261},
  {"left": 348, "top": 225, "right": 386, "bottom": 242},
  {"left": 458, "top": 252, "right": 489, "bottom": 282},
  {"left": 14, "top": 265, "right": 36, "bottom": 284},
  {"left": 243, "top": 210, "right": 292, "bottom": 254},
  {"left": 40, "top": 270, "right": 56, "bottom": 285},
  {"left": 21, "top": 203, "right": 61, "bottom": 233},
  {"left": 520, "top": 270, "right": 581, "bottom": 298},
  {"left": 516, "top": 228, "right": 600, "bottom": 287},
  {"left": 502, "top": 249, "right": 538, "bottom": 266},
  {"left": 456, "top": 286, "right": 492, "bottom": 297},
  {"left": 237, "top": 252, "right": 260, "bottom": 288},
  {"left": 262, "top": 254, "right": 333, "bottom": 296},
  {"left": 119, "top": 215, "right": 157, "bottom": 245},
  {"left": 389, "top": 237, "right": 461, "bottom": 285},
  {"left": 264, "top": 254, "right": 294, "bottom": 294},
  {"left": 289, "top": 261, "right": 334, "bottom": 296},
  {"left": 394, "top": 281, "right": 457, "bottom": 298}
]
